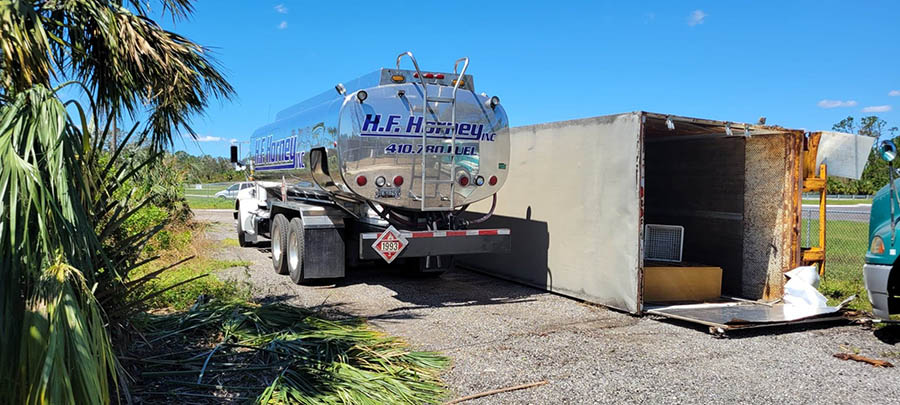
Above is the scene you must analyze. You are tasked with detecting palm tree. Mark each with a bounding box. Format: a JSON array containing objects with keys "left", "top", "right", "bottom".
[{"left": 0, "top": 1, "right": 232, "bottom": 402}]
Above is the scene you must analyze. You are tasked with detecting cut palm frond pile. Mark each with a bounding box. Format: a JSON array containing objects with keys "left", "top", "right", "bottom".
[{"left": 128, "top": 301, "right": 449, "bottom": 404}]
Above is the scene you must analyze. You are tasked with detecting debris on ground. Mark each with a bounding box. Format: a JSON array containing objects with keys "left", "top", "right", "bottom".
[
  {"left": 125, "top": 300, "right": 449, "bottom": 404},
  {"left": 444, "top": 380, "right": 549, "bottom": 404},
  {"left": 833, "top": 353, "right": 895, "bottom": 368}
]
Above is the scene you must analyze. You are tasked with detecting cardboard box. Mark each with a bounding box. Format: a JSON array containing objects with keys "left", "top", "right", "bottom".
[{"left": 643, "top": 266, "right": 722, "bottom": 302}]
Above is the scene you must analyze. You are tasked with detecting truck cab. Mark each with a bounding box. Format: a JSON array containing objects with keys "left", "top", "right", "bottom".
[{"left": 864, "top": 140, "right": 900, "bottom": 318}]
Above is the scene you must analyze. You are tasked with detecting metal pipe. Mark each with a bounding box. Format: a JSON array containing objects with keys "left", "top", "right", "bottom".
[{"left": 890, "top": 162, "right": 898, "bottom": 245}]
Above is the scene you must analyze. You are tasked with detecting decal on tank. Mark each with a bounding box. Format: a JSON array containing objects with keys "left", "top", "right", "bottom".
[
  {"left": 252, "top": 134, "right": 305, "bottom": 171},
  {"left": 360, "top": 114, "right": 496, "bottom": 142}
]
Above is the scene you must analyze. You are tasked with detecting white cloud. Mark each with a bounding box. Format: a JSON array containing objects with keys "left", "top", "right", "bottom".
[
  {"left": 195, "top": 135, "right": 224, "bottom": 142},
  {"left": 890, "top": 90, "right": 900, "bottom": 96},
  {"left": 688, "top": 10, "right": 707, "bottom": 26},
  {"left": 229, "top": 138, "right": 238, "bottom": 143},
  {"left": 817, "top": 99, "right": 858, "bottom": 108},
  {"left": 862, "top": 105, "right": 892, "bottom": 113},
  {"left": 274, "top": 4, "right": 288, "bottom": 14},
  {"left": 278, "top": 21, "right": 288, "bottom": 30}
]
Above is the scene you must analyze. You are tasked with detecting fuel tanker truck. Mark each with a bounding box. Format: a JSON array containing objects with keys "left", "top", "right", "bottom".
[{"left": 229, "top": 52, "right": 511, "bottom": 283}]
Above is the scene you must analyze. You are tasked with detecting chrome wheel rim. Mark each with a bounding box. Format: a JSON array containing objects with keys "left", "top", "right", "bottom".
[
  {"left": 288, "top": 231, "right": 300, "bottom": 269},
  {"left": 272, "top": 226, "right": 281, "bottom": 258}
]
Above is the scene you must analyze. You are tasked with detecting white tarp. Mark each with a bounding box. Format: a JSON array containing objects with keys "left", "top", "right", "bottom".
[{"left": 814, "top": 131, "right": 876, "bottom": 180}]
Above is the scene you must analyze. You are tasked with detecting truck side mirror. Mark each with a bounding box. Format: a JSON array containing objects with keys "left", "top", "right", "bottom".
[
  {"left": 230, "top": 145, "right": 238, "bottom": 163},
  {"left": 880, "top": 140, "right": 897, "bottom": 163}
]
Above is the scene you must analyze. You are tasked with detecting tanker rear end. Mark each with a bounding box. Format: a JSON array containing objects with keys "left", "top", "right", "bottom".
[
  {"left": 249, "top": 57, "right": 508, "bottom": 214},
  {"left": 234, "top": 53, "right": 512, "bottom": 283}
]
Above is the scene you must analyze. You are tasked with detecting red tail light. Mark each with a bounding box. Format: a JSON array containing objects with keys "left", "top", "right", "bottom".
[
  {"left": 435, "top": 74, "right": 445, "bottom": 79},
  {"left": 424, "top": 73, "right": 434, "bottom": 79},
  {"left": 356, "top": 175, "right": 367, "bottom": 186},
  {"left": 488, "top": 175, "right": 498, "bottom": 186},
  {"left": 393, "top": 176, "right": 404, "bottom": 186},
  {"left": 458, "top": 176, "right": 469, "bottom": 187}
]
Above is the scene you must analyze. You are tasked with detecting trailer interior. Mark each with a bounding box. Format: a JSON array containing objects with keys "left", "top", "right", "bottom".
[{"left": 638, "top": 114, "right": 835, "bottom": 330}]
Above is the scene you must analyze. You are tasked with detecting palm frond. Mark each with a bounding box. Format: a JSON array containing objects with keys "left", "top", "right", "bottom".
[
  {"left": 1, "top": 0, "right": 233, "bottom": 149},
  {"left": 138, "top": 301, "right": 450, "bottom": 404},
  {"left": 0, "top": 85, "right": 119, "bottom": 402},
  {"left": 20, "top": 257, "right": 119, "bottom": 404}
]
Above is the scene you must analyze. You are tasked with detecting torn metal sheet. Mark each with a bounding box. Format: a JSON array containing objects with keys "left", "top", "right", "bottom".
[
  {"left": 813, "top": 131, "right": 875, "bottom": 180},
  {"left": 646, "top": 296, "right": 852, "bottom": 331}
]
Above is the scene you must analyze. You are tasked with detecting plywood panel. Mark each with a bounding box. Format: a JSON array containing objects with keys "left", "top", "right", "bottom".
[{"left": 643, "top": 266, "right": 723, "bottom": 302}]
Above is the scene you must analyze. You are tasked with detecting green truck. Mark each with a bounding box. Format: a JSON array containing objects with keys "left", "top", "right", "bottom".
[{"left": 865, "top": 141, "right": 900, "bottom": 318}]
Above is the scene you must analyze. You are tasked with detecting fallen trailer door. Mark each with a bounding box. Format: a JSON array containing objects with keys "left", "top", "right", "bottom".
[{"left": 645, "top": 298, "right": 851, "bottom": 333}]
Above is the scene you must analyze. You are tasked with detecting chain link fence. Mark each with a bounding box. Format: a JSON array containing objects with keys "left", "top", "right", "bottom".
[
  {"left": 801, "top": 206, "right": 870, "bottom": 297},
  {"left": 801, "top": 193, "right": 873, "bottom": 201}
]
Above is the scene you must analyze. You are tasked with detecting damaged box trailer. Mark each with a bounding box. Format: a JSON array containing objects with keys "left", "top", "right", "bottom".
[{"left": 460, "top": 112, "right": 871, "bottom": 330}]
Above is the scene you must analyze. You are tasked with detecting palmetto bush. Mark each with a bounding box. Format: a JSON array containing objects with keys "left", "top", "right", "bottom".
[{"left": 0, "top": 1, "right": 232, "bottom": 403}]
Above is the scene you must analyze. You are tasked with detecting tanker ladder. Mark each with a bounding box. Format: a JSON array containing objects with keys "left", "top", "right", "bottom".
[{"left": 397, "top": 52, "right": 469, "bottom": 211}]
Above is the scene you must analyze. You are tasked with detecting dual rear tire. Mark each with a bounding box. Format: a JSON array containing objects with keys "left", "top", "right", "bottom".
[{"left": 271, "top": 213, "right": 304, "bottom": 284}]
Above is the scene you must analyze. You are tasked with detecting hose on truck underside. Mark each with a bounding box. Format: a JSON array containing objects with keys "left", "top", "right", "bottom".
[
  {"left": 366, "top": 193, "right": 497, "bottom": 229},
  {"left": 366, "top": 200, "right": 418, "bottom": 229},
  {"left": 462, "top": 193, "right": 497, "bottom": 226}
]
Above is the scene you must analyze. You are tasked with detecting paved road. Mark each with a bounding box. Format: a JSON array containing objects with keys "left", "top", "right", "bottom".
[
  {"left": 803, "top": 204, "right": 871, "bottom": 223},
  {"left": 195, "top": 209, "right": 900, "bottom": 404}
]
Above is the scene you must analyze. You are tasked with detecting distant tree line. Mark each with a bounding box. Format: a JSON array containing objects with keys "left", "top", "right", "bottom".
[
  {"left": 826, "top": 116, "right": 898, "bottom": 195},
  {"left": 172, "top": 150, "right": 245, "bottom": 184}
]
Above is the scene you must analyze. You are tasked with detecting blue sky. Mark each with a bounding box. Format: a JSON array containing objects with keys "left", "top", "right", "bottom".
[{"left": 162, "top": 1, "right": 900, "bottom": 157}]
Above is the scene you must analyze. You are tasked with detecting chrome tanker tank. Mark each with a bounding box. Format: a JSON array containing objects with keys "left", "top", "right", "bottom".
[{"left": 247, "top": 53, "right": 509, "bottom": 212}]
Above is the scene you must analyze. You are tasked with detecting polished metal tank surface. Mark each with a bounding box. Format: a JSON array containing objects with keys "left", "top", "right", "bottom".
[{"left": 247, "top": 62, "right": 509, "bottom": 211}]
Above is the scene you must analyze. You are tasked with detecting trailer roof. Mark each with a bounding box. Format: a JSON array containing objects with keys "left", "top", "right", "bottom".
[
  {"left": 640, "top": 111, "right": 802, "bottom": 138},
  {"left": 512, "top": 111, "right": 803, "bottom": 138}
]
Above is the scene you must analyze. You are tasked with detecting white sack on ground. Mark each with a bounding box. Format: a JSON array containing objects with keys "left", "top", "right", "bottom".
[{"left": 783, "top": 265, "right": 829, "bottom": 308}]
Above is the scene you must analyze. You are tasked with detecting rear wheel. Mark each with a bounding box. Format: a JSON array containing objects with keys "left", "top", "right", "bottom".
[
  {"left": 271, "top": 214, "right": 289, "bottom": 275},
  {"left": 237, "top": 218, "right": 248, "bottom": 247},
  {"left": 287, "top": 217, "right": 305, "bottom": 284},
  {"left": 236, "top": 203, "right": 248, "bottom": 247}
]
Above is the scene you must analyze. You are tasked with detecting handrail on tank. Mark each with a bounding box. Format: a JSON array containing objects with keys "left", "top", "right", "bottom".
[
  {"left": 452, "top": 57, "right": 469, "bottom": 98},
  {"left": 396, "top": 51, "right": 428, "bottom": 93}
]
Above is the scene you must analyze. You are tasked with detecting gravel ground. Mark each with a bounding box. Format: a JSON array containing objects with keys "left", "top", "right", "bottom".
[{"left": 195, "top": 209, "right": 900, "bottom": 404}]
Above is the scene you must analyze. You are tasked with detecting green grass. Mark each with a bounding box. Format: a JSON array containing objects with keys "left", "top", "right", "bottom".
[
  {"left": 134, "top": 258, "right": 251, "bottom": 309},
  {"left": 802, "top": 198, "right": 873, "bottom": 205},
  {"left": 186, "top": 195, "right": 235, "bottom": 209},
  {"left": 802, "top": 218, "right": 871, "bottom": 311}
]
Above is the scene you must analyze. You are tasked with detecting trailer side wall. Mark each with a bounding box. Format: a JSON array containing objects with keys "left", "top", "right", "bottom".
[{"left": 460, "top": 114, "right": 642, "bottom": 313}]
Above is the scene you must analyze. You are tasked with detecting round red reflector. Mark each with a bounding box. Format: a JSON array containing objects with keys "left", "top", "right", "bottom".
[
  {"left": 436, "top": 74, "right": 445, "bottom": 79},
  {"left": 458, "top": 176, "right": 469, "bottom": 187},
  {"left": 356, "top": 175, "right": 367, "bottom": 186},
  {"left": 393, "top": 176, "right": 404, "bottom": 186},
  {"left": 488, "top": 175, "right": 498, "bottom": 186},
  {"left": 424, "top": 73, "right": 434, "bottom": 79}
]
